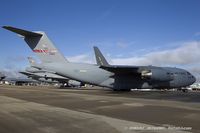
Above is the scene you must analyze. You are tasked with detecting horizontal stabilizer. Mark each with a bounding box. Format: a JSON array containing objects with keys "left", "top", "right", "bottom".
[
  {"left": 19, "top": 71, "right": 35, "bottom": 76},
  {"left": 2, "top": 26, "right": 42, "bottom": 37}
]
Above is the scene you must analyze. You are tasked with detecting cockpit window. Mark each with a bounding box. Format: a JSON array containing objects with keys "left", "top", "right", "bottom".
[{"left": 187, "top": 72, "right": 191, "bottom": 75}]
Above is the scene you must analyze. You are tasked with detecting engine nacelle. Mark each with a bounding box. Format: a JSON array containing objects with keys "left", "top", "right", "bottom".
[
  {"left": 141, "top": 68, "right": 173, "bottom": 81},
  {"left": 68, "top": 80, "right": 81, "bottom": 87}
]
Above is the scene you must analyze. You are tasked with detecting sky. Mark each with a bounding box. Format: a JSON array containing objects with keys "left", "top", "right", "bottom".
[{"left": 0, "top": 0, "right": 200, "bottom": 80}]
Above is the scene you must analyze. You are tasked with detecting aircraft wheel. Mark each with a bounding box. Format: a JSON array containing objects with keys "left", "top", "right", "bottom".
[{"left": 182, "top": 89, "right": 188, "bottom": 93}]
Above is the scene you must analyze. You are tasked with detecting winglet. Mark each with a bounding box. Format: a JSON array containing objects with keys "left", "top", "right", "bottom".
[
  {"left": 93, "top": 46, "right": 110, "bottom": 66},
  {"left": 2, "top": 26, "right": 42, "bottom": 37}
]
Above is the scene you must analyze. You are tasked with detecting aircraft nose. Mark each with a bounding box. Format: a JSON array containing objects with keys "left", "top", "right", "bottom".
[{"left": 192, "top": 75, "right": 196, "bottom": 84}]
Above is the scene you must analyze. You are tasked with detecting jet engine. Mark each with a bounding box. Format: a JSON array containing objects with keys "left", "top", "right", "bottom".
[
  {"left": 141, "top": 69, "right": 173, "bottom": 81},
  {"left": 68, "top": 80, "right": 81, "bottom": 87}
]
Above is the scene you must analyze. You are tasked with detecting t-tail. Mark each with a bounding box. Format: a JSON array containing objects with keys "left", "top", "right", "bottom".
[{"left": 3, "top": 26, "right": 68, "bottom": 63}]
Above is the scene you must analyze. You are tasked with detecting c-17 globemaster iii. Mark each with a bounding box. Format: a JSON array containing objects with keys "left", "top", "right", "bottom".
[
  {"left": 3, "top": 26, "right": 196, "bottom": 91},
  {"left": 20, "top": 57, "right": 83, "bottom": 87}
]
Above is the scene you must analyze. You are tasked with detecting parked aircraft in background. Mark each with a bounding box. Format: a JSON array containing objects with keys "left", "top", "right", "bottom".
[
  {"left": 3, "top": 26, "right": 196, "bottom": 91},
  {"left": 19, "top": 71, "right": 59, "bottom": 84},
  {"left": 2, "top": 77, "right": 39, "bottom": 85},
  {"left": 0, "top": 70, "right": 38, "bottom": 85},
  {"left": 0, "top": 72, "right": 6, "bottom": 80},
  {"left": 20, "top": 57, "right": 83, "bottom": 87}
]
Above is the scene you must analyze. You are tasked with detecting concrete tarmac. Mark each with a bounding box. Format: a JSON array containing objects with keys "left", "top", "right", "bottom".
[{"left": 0, "top": 85, "right": 199, "bottom": 133}]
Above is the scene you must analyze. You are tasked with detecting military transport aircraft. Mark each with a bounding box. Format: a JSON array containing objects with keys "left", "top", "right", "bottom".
[
  {"left": 0, "top": 72, "right": 6, "bottom": 80},
  {"left": 20, "top": 57, "right": 82, "bottom": 87},
  {"left": 3, "top": 26, "right": 196, "bottom": 91}
]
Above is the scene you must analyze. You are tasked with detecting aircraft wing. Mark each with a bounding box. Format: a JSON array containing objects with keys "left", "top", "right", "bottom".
[
  {"left": 100, "top": 65, "right": 140, "bottom": 74},
  {"left": 93, "top": 46, "right": 141, "bottom": 74}
]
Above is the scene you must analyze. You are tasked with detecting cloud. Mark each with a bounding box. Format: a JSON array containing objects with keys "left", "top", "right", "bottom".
[
  {"left": 1, "top": 56, "right": 27, "bottom": 78},
  {"left": 188, "top": 66, "right": 200, "bottom": 82},
  {"left": 189, "top": 66, "right": 200, "bottom": 74},
  {"left": 187, "top": 65, "right": 200, "bottom": 77},
  {"left": 1, "top": 69, "right": 25, "bottom": 78},
  {"left": 194, "top": 32, "right": 200, "bottom": 36},
  {"left": 111, "top": 41, "right": 200, "bottom": 66},
  {"left": 64, "top": 41, "right": 200, "bottom": 67}
]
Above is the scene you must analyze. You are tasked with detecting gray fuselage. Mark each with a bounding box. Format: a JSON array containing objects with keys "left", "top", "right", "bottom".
[{"left": 41, "top": 62, "right": 196, "bottom": 90}]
